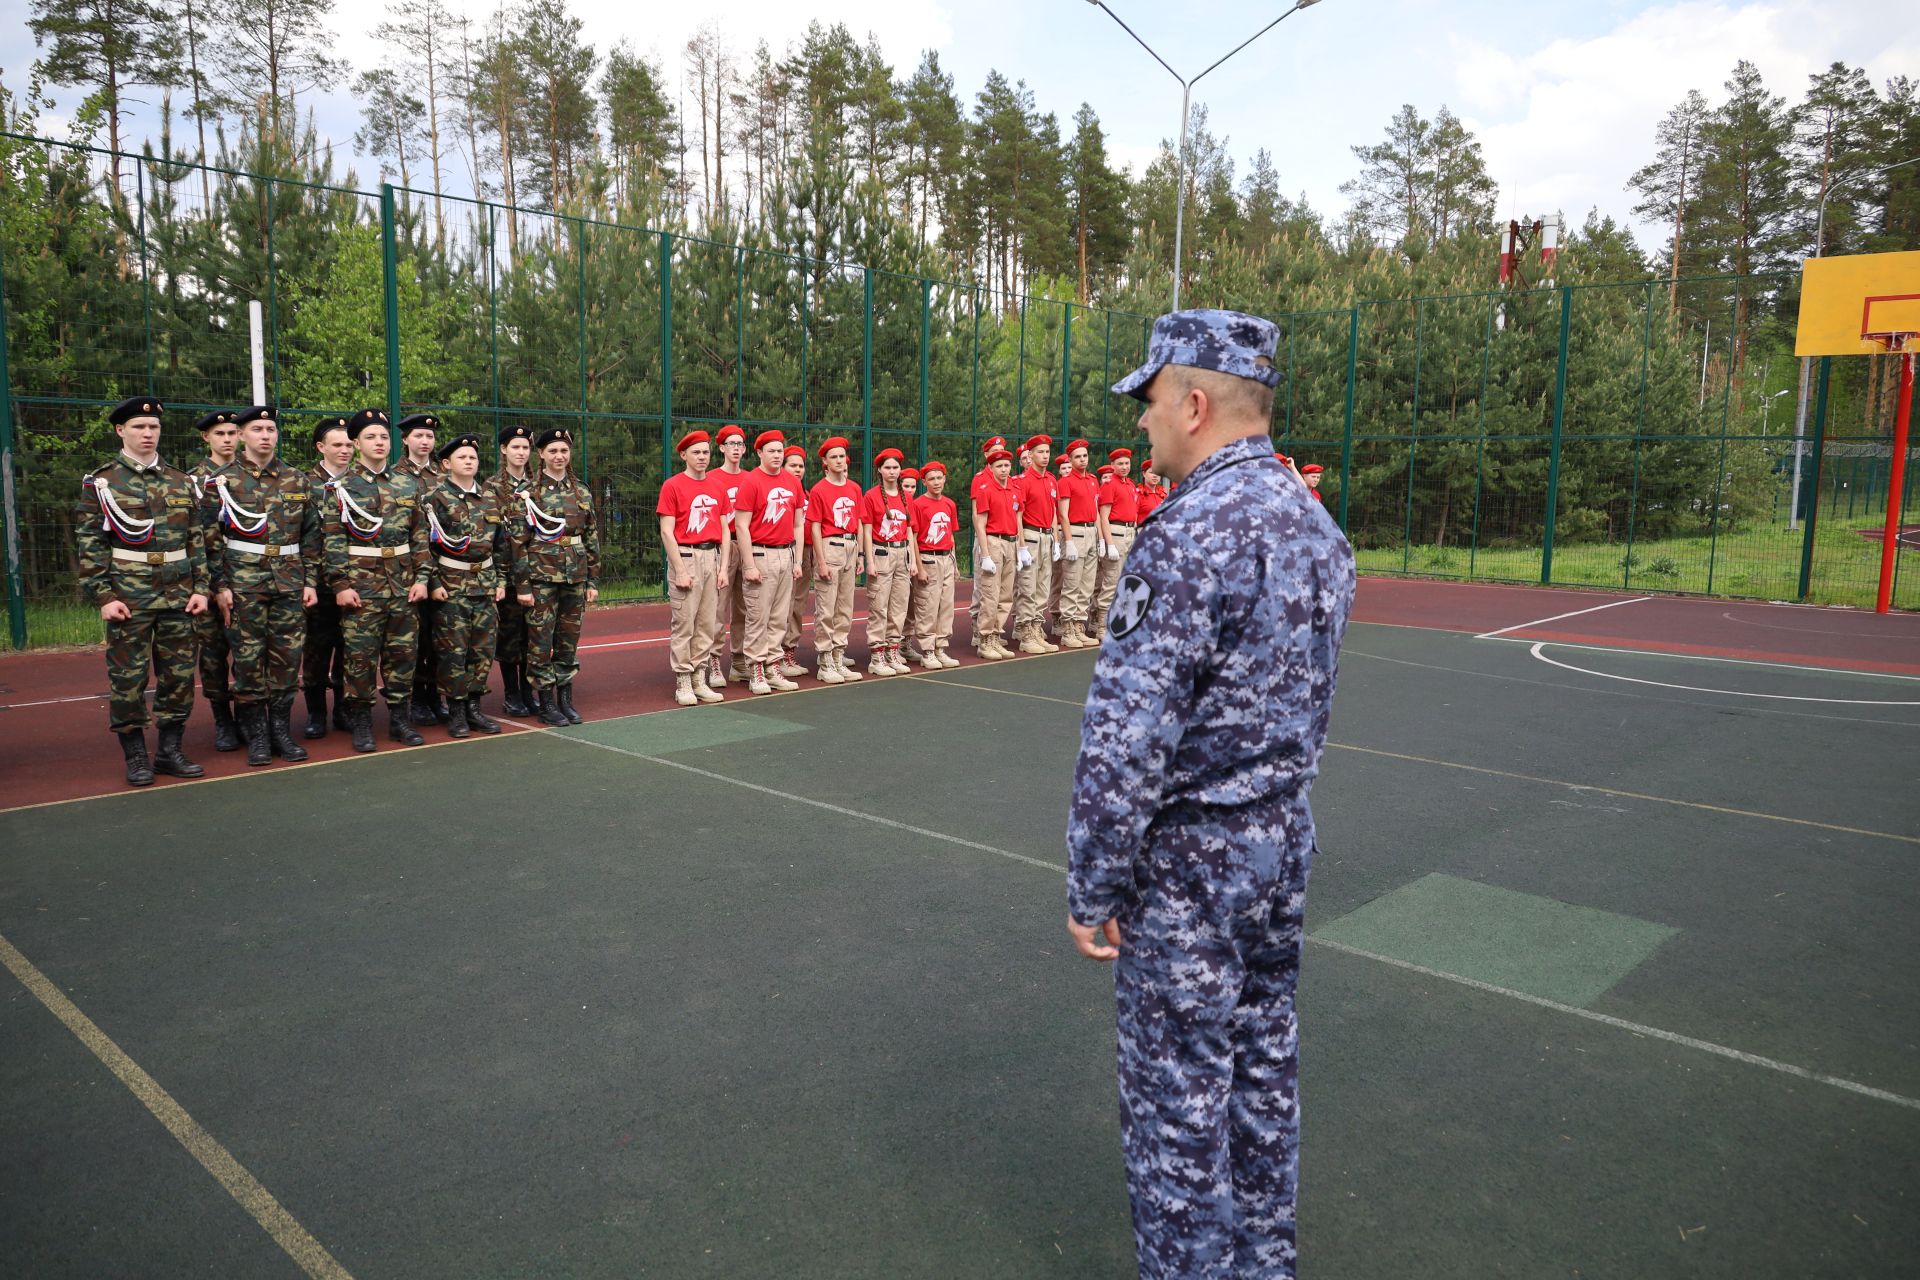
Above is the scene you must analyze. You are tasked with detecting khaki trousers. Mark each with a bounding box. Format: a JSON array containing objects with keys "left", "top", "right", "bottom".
[
  {"left": 1059, "top": 524, "right": 1099, "bottom": 625},
  {"left": 1092, "top": 525, "right": 1137, "bottom": 632},
  {"left": 722, "top": 562, "right": 748, "bottom": 662},
  {"left": 667, "top": 544, "right": 720, "bottom": 673},
  {"left": 970, "top": 533, "right": 1015, "bottom": 644},
  {"left": 814, "top": 538, "right": 859, "bottom": 653},
  {"left": 785, "top": 543, "right": 812, "bottom": 649},
  {"left": 866, "top": 545, "right": 912, "bottom": 648},
  {"left": 1013, "top": 528, "right": 1054, "bottom": 630},
  {"left": 744, "top": 544, "right": 796, "bottom": 663},
  {"left": 912, "top": 552, "right": 957, "bottom": 648}
]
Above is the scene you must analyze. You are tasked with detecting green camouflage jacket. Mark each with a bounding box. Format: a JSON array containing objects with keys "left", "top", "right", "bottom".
[
  {"left": 321, "top": 462, "right": 430, "bottom": 598},
  {"left": 514, "top": 469, "right": 600, "bottom": 589},
  {"left": 204, "top": 455, "right": 323, "bottom": 597},
  {"left": 426, "top": 476, "right": 514, "bottom": 598},
  {"left": 74, "top": 453, "right": 212, "bottom": 609}
]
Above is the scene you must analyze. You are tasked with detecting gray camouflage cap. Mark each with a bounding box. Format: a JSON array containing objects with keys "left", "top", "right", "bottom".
[{"left": 1110, "top": 308, "right": 1283, "bottom": 401}]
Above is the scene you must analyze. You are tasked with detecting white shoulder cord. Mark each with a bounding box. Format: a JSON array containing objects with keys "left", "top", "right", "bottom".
[
  {"left": 211, "top": 474, "right": 269, "bottom": 535},
  {"left": 523, "top": 491, "right": 569, "bottom": 539},
  {"left": 92, "top": 477, "right": 155, "bottom": 539},
  {"left": 337, "top": 482, "right": 385, "bottom": 535}
]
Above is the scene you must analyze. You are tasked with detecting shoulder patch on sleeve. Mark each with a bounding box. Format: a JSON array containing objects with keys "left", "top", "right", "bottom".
[{"left": 1109, "top": 573, "right": 1153, "bottom": 638}]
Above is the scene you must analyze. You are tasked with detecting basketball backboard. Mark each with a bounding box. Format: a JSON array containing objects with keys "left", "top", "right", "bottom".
[{"left": 1797, "top": 250, "right": 1920, "bottom": 355}]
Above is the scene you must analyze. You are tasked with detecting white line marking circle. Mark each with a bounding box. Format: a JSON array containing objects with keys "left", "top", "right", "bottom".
[{"left": 1527, "top": 643, "right": 1920, "bottom": 706}]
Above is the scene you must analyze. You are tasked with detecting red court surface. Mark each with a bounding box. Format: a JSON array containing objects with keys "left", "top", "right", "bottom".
[{"left": 3, "top": 577, "right": 1916, "bottom": 812}]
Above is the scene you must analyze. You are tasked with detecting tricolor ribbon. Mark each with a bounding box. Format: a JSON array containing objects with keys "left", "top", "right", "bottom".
[
  {"left": 90, "top": 477, "right": 155, "bottom": 544},
  {"left": 523, "top": 492, "right": 569, "bottom": 544},
  {"left": 210, "top": 474, "right": 269, "bottom": 537},
  {"left": 426, "top": 504, "right": 471, "bottom": 554},
  {"left": 336, "top": 485, "right": 385, "bottom": 541}
]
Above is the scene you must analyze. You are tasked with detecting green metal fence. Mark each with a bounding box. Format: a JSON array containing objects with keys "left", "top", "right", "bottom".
[{"left": 2, "top": 135, "right": 1913, "bottom": 650}]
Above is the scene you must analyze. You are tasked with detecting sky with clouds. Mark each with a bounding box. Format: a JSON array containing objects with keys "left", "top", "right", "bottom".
[{"left": 5, "top": 0, "right": 1914, "bottom": 251}]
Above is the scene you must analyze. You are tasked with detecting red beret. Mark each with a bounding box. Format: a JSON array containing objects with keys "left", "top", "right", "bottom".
[
  {"left": 716, "top": 424, "right": 746, "bottom": 444},
  {"left": 901, "top": 467, "right": 921, "bottom": 481},
  {"left": 1275, "top": 452, "right": 1292, "bottom": 465},
  {"left": 817, "top": 435, "right": 851, "bottom": 459},
  {"left": 674, "top": 429, "right": 711, "bottom": 453},
  {"left": 985, "top": 448, "right": 1013, "bottom": 464},
  {"left": 783, "top": 444, "right": 806, "bottom": 460},
  {"left": 1066, "top": 438, "right": 1090, "bottom": 454},
  {"left": 920, "top": 460, "right": 946, "bottom": 476},
  {"left": 1097, "top": 465, "right": 1114, "bottom": 477},
  {"left": 982, "top": 436, "right": 1007, "bottom": 455},
  {"left": 1300, "top": 463, "right": 1324, "bottom": 475},
  {"left": 1108, "top": 447, "right": 1133, "bottom": 461},
  {"left": 754, "top": 429, "right": 785, "bottom": 451},
  {"left": 1022, "top": 434, "right": 1053, "bottom": 453},
  {"left": 873, "top": 448, "right": 905, "bottom": 467}
]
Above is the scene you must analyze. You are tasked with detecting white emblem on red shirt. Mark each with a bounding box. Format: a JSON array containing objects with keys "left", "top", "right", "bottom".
[
  {"left": 688, "top": 493, "right": 717, "bottom": 533},
  {"left": 762, "top": 487, "right": 795, "bottom": 524},
  {"left": 927, "top": 511, "right": 952, "bottom": 544},
  {"left": 832, "top": 495, "right": 856, "bottom": 529}
]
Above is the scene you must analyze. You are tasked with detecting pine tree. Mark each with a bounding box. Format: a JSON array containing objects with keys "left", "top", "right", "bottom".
[
  {"left": 203, "top": 0, "right": 344, "bottom": 150},
  {"left": 900, "top": 52, "right": 962, "bottom": 259},
  {"left": 1692, "top": 61, "right": 1796, "bottom": 374},
  {"left": 600, "top": 43, "right": 673, "bottom": 215},
  {"left": 352, "top": 67, "right": 426, "bottom": 195},
  {"left": 1064, "top": 103, "right": 1130, "bottom": 304},
  {"left": 28, "top": 0, "right": 180, "bottom": 194},
  {"left": 1793, "top": 63, "right": 1878, "bottom": 255},
  {"left": 1628, "top": 89, "right": 1709, "bottom": 312},
  {"left": 514, "top": 0, "right": 597, "bottom": 210},
  {"left": 375, "top": 0, "right": 458, "bottom": 249}
]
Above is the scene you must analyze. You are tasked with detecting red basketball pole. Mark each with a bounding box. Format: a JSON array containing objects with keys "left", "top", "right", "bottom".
[{"left": 1875, "top": 349, "right": 1914, "bottom": 614}]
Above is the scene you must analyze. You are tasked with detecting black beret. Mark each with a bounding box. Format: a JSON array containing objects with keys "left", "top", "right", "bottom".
[
  {"left": 311, "top": 417, "right": 350, "bottom": 447},
  {"left": 434, "top": 433, "right": 483, "bottom": 462},
  {"left": 396, "top": 413, "right": 439, "bottom": 436},
  {"left": 533, "top": 428, "right": 573, "bottom": 451},
  {"left": 233, "top": 404, "right": 277, "bottom": 425},
  {"left": 193, "top": 409, "right": 235, "bottom": 432},
  {"left": 346, "top": 408, "right": 390, "bottom": 439},
  {"left": 109, "top": 396, "right": 164, "bottom": 426},
  {"left": 498, "top": 424, "right": 533, "bottom": 445}
]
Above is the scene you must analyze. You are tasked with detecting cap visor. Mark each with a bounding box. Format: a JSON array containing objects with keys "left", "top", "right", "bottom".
[{"left": 1110, "top": 358, "right": 1166, "bottom": 402}]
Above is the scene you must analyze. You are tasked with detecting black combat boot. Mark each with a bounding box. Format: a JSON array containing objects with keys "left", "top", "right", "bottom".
[
  {"left": 302, "top": 687, "right": 329, "bottom": 739},
  {"left": 152, "top": 723, "right": 205, "bottom": 778},
  {"left": 444, "top": 696, "right": 470, "bottom": 739},
  {"left": 348, "top": 704, "right": 377, "bottom": 753},
  {"left": 270, "top": 694, "right": 309, "bottom": 761},
  {"left": 332, "top": 685, "right": 351, "bottom": 731},
  {"left": 388, "top": 704, "right": 425, "bottom": 746},
  {"left": 409, "top": 691, "right": 439, "bottom": 726},
  {"left": 210, "top": 699, "right": 241, "bottom": 752},
  {"left": 465, "top": 695, "right": 502, "bottom": 735},
  {"left": 535, "top": 686, "right": 570, "bottom": 727},
  {"left": 500, "top": 662, "right": 530, "bottom": 716},
  {"left": 119, "top": 731, "right": 154, "bottom": 787},
  {"left": 242, "top": 703, "right": 273, "bottom": 766},
  {"left": 556, "top": 683, "right": 583, "bottom": 725}
]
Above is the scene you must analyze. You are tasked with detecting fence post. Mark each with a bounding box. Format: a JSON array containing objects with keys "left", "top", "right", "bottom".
[
  {"left": 1015, "top": 296, "right": 1028, "bottom": 440},
  {"left": 1402, "top": 298, "right": 1422, "bottom": 572},
  {"left": 136, "top": 161, "right": 153, "bottom": 388},
  {"left": 735, "top": 247, "right": 747, "bottom": 417},
  {"left": 968, "top": 286, "right": 981, "bottom": 450},
  {"left": 918, "top": 277, "right": 931, "bottom": 462},
  {"left": 1060, "top": 304, "right": 1073, "bottom": 443},
  {"left": 861, "top": 266, "right": 875, "bottom": 466},
  {"left": 0, "top": 248, "right": 25, "bottom": 648},
  {"left": 1338, "top": 306, "right": 1357, "bottom": 530},
  {"left": 659, "top": 231, "right": 674, "bottom": 478},
  {"left": 487, "top": 205, "right": 501, "bottom": 450},
  {"left": 575, "top": 217, "right": 590, "bottom": 482},
  {"left": 1100, "top": 310, "right": 1113, "bottom": 442},
  {"left": 380, "top": 184, "right": 402, "bottom": 419},
  {"left": 1796, "top": 356, "right": 1832, "bottom": 601},
  {"left": 1539, "top": 286, "right": 1573, "bottom": 585}
]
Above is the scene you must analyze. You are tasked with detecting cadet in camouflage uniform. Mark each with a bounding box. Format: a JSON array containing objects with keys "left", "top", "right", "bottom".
[
  {"left": 189, "top": 409, "right": 243, "bottom": 751},
  {"left": 514, "top": 427, "right": 599, "bottom": 727},
  {"left": 301, "top": 416, "right": 355, "bottom": 737},
  {"left": 396, "top": 413, "right": 446, "bottom": 725},
  {"left": 75, "top": 397, "right": 214, "bottom": 786},
  {"left": 489, "top": 424, "right": 536, "bottom": 716},
  {"left": 207, "top": 405, "right": 322, "bottom": 767},
  {"left": 1066, "top": 311, "right": 1355, "bottom": 1280},
  {"left": 425, "top": 433, "right": 512, "bottom": 738},
  {"left": 321, "top": 408, "right": 431, "bottom": 752}
]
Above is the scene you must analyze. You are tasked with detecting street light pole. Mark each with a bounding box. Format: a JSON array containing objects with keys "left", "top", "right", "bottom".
[{"left": 1085, "top": 0, "right": 1323, "bottom": 310}]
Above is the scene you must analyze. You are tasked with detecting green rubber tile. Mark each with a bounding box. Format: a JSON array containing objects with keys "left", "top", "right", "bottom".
[
  {"left": 1311, "top": 872, "right": 1678, "bottom": 1007},
  {"left": 565, "top": 707, "right": 811, "bottom": 755}
]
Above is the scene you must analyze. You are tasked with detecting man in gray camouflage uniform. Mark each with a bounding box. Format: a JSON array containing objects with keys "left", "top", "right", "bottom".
[{"left": 1066, "top": 309, "right": 1355, "bottom": 1280}]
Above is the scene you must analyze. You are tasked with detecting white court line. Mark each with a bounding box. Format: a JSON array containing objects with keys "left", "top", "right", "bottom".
[
  {"left": 579, "top": 611, "right": 871, "bottom": 652},
  {"left": 527, "top": 705, "right": 1920, "bottom": 1114},
  {"left": 1473, "top": 595, "right": 1651, "bottom": 640},
  {"left": 1528, "top": 643, "right": 1920, "bottom": 706},
  {"left": 0, "top": 692, "right": 109, "bottom": 710},
  {"left": 1479, "top": 635, "right": 1920, "bottom": 683}
]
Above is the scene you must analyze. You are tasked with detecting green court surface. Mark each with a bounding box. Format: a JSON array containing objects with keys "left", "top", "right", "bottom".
[{"left": 2, "top": 621, "right": 1918, "bottom": 1278}]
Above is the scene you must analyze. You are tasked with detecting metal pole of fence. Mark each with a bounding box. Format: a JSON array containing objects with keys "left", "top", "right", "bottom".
[
  {"left": 1540, "top": 286, "right": 1573, "bottom": 584},
  {"left": 488, "top": 205, "right": 501, "bottom": 448},
  {"left": 0, "top": 242, "right": 26, "bottom": 648},
  {"left": 1468, "top": 295, "right": 1493, "bottom": 580},
  {"left": 1796, "top": 356, "right": 1831, "bottom": 600},
  {"left": 918, "top": 278, "right": 932, "bottom": 463},
  {"left": 575, "top": 217, "right": 590, "bottom": 482},
  {"left": 1015, "top": 295, "right": 1028, "bottom": 440},
  {"left": 1338, "top": 306, "right": 1357, "bottom": 531},
  {"left": 659, "top": 231, "right": 674, "bottom": 480},
  {"left": 266, "top": 181, "right": 280, "bottom": 403},
  {"left": 734, "top": 247, "right": 746, "bottom": 417},
  {"left": 136, "top": 161, "right": 153, "bottom": 389},
  {"left": 1402, "top": 299, "right": 1422, "bottom": 572},
  {"left": 799, "top": 260, "right": 810, "bottom": 429},
  {"left": 1101, "top": 309, "right": 1113, "bottom": 442},
  {"left": 1624, "top": 281, "right": 1653, "bottom": 589},
  {"left": 380, "top": 184, "right": 402, "bottom": 419},
  {"left": 861, "top": 267, "right": 875, "bottom": 469},
  {"left": 1705, "top": 320, "right": 1735, "bottom": 596},
  {"left": 969, "top": 286, "right": 981, "bottom": 449},
  {"left": 1061, "top": 303, "right": 1073, "bottom": 443}
]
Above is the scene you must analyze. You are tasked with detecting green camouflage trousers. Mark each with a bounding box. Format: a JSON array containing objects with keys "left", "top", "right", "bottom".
[
  {"left": 227, "top": 593, "right": 306, "bottom": 705},
  {"left": 495, "top": 594, "right": 529, "bottom": 666},
  {"left": 194, "top": 606, "right": 232, "bottom": 700},
  {"left": 435, "top": 595, "right": 499, "bottom": 698},
  {"left": 525, "top": 582, "right": 586, "bottom": 689},
  {"left": 340, "top": 595, "right": 419, "bottom": 707},
  {"left": 302, "top": 595, "right": 346, "bottom": 694},
  {"left": 106, "top": 609, "right": 197, "bottom": 733}
]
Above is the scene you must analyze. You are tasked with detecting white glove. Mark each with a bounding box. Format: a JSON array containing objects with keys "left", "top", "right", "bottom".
[
  {"left": 1051, "top": 541, "right": 1063, "bottom": 563},
  {"left": 980, "top": 555, "right": 997, "bottom": 575},
  {"left": 1064, "top": 541, "right": 1080, "bottom": 562},
  {"left": 1017, "top": 547, "right": 1034, "bottom": 570},
  {"left": 1101, "top": 542, "right": 1116, "bottom": 560}
]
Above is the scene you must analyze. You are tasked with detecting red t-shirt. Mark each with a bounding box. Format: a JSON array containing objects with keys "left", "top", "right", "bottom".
[
  {"left": 974, "top": 476, "right": 1020, "bottom": 536},
  {"left": 807, "top": 477, "right": 863, "bottom": 538},
  {"left": 970, "top": 470, "right": 993, "bottom": 508},
  {"left": 1137, "top": 484, "right": 1166, "bottom": 519},
  {"left": 863, "top": 486, "right": 912, "bottom": 543},
  {"left": 656, "top": 470, "right": 727, "bottom": 545},
  {"left": 714, "top": 466, "right": 748, "bottom": 522},
  {"left": 1017, "top": 468, "right": 1058, "bottom": 530},
  {"left": 1101, "top": 475, "right": 1140, "bottom": 523},
  {"left": 1307, "top": 487, "right": 1326, "bottom": 505},
  {"left": 1059, "top": 470, "right": 1101, "bottom": 523},
  {"left": 912, "top": 494, "right": 959, "bottom": 551},
  {"left": 737, "top": 467, "right": 804, "bottom": 546}
]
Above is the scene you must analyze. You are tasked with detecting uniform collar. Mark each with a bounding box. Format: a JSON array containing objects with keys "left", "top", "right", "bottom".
[
  {"left": 119, "top": 451, "right": 161, "bottom": 474},
  {"left": 444, "top": 476, "right": 481, "bottom": 496},
  {"left": 356, "top": 460, "right": 390, "bottom": 479},
  {"left": 1178, "top": 434, "right": 1272, "bottom": 493}
]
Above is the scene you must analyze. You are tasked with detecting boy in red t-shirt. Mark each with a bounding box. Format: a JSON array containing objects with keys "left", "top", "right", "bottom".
[
  {"left": 859, "top": 449, "right": 918, "bottom": 676},
  {"left": 909, "top": 461, "right": 962, "bottom": 669},
  {"left": 1054, "top": 438, "right": 1103, "bottom": 648},
  {"left": 805, "top": 437, "right": 865, "bottom": 684},
  {"left": 731, "top": 431, "right": 806, "bottom": 695},
  {"left": 779, "top": 445, "right": 811, "bottom": 679},
  {"left": 1013, "top": 435, "right": 1059, "bottom": 654},
  {"left": 899, "top": 467, "right": 926, "bottom": 662},
  {"left": 970, "top": 447, "right": 1019, "bottom": 659},
  {"left": 655, "top": 429, "right": 729, "bottom": 706},
  {"left": 709, "top": 424, "right": 751, "bottom": 686},
  {"left": 1090, "top": 446, "right": 1139, "bottom": 642}
]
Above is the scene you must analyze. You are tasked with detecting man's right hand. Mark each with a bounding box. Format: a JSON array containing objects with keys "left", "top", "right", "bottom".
[
  {"left": 1068, "top": 915, "right": 1123, "bottom": 962},
  {"left": 336, "top": 588, "right": 362, "bottom": 610},
  {"left": 100, "top": 600, "right": 130, "bottom": 622},
  {"left": 745, "top": 565, "right": 762, "bottom": 584}
]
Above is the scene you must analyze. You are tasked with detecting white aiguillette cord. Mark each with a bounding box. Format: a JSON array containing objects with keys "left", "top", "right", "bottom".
[
  {"left": 523, "top": 491, "right": 568, "bottom": 539},
  {"left": 336, "top": 481, "right": 385, "bottom": 535},
  {"left": 92, "top": 476, "right": 155, "bottom": 538},
  {"left": 210, "top": 473, "right": 268, "bottom": 533}
]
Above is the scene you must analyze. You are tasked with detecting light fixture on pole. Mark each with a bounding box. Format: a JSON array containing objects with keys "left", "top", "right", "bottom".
[{"left": 1084, "top": 0, "right": 1324, "bottom": 310}]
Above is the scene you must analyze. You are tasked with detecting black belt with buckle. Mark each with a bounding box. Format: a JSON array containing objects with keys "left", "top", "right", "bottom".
[
  {"left": 1110, "top": 519, "right": 1139, "bottom": 527},
  {"left": 874, "top": 540, "right": 907, "bottom": 548},
  {"left": 920, "top": 549, "right": 953, "bottom": 557},
  {"left": 1070, "top": 521, "right": 1096, "bottom": 529}
]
